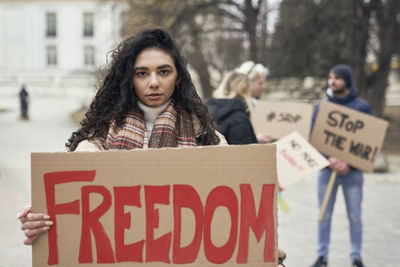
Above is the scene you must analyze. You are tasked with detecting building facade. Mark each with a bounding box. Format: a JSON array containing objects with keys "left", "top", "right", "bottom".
[{"left": 0, "top": 0, "right": 125, "bottom": 96}]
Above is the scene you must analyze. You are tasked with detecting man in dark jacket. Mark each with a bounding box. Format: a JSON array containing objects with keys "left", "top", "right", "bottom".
[
  {"left": 206, "top": 98, "right": 257, "bottom": 145},
  {"left": 310, "top": 64, "right": 372, "bottom": 267}
]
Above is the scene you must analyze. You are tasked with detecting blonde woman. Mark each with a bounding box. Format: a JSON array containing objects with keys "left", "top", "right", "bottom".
[
  {"left": 236, "top": 60, "right": 268, "bottom": 105},
  {"left": 236, "top": 61, "right": 271, "bottom": 143},
  {"left": 206, "top": 71, "right": 257, "bottom": 144}
]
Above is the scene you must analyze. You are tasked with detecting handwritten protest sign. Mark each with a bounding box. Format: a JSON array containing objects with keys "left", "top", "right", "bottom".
[
  {"left": 253, "top": 101, "right": 313, "bottom": 140},
  {"left": 310, "top": 101, "right": 389, "bottom": 172},
  {"left": 31, "top": 145, "right": 278, "bottom": 267},
  {"left": 275, "top": 131, "right": 329, "bottom": 189}
]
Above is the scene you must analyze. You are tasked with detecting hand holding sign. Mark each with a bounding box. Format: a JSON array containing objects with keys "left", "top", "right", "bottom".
[{"left": 328, "top": 157, "right": 350, "bottom": 175}]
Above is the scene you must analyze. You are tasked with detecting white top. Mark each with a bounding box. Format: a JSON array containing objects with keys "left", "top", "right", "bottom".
[{"left": 137, "top": 99, "right": 172, "bottom": 138}]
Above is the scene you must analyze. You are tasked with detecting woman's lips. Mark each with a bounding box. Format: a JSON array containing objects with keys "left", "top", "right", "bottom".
[{"left": 147, "top": 93, "right": 162, "bottom": 100}]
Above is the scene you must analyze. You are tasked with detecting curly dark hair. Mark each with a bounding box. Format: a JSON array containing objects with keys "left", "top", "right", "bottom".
[{"left": 66, "top": 28, "right": 220, "bottom": 151}]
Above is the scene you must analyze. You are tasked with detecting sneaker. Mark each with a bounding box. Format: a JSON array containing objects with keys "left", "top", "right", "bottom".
[
  {"left": 311, "top": 256, "right": 327, "bottom": 267},
  {"left": 352, "top": 257, "right": 364, "bottom": 267}
]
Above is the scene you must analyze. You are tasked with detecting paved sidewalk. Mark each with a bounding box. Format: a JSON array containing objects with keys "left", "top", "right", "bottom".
[
  {"left": 0, "top": 95, "right": 399, "bottom": 267},
  {"left": 278, "top": 171, "right": 400, "bottom": 267},
  {"left": 0, "top": 95, "right": 79, "bottom": 267}
]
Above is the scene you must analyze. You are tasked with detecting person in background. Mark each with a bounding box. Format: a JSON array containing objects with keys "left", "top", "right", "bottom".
[
  {"left": 206, "top": 71, "right": 287, "bottom": 266},
  {"left": 19, "top": 84, "right": 29, "bottom": 120},
  {"left": 310, "top": 64, "right": 372, "bottom": 267},
  {"left": 206, "top": 71, "right": 257, "bottom": 144},
  {"left": 236, "top": 61, "right": 271, "bottom": 143}
]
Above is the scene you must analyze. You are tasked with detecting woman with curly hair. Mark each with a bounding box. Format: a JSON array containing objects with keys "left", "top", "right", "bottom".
[
  {"left": 67, "top": 27, "right": 222, "bottom": 152},
  {"left": 17, "top": 27, "right": 225, "bottom": 245}
]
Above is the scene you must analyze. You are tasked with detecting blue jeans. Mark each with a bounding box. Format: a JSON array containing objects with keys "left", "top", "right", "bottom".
[{"left": 317, "top": 168, "right": 363, "bottom": 261}]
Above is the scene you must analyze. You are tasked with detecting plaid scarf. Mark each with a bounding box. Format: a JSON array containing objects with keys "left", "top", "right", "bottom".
[{"left": 102, "top": 101, "right": 198, "bottom": 150}]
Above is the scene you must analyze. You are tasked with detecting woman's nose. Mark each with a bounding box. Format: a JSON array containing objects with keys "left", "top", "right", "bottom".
[{"left": 149, "top": 73, "right": 160, "bottom": 89}]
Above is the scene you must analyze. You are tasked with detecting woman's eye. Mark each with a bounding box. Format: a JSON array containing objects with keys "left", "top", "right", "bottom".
[
  {"left": 160, "top": 69, "right": 170, "bottom": 76},
  {"left": 136, "top": 71, "right": 147, "bottom": 77}
]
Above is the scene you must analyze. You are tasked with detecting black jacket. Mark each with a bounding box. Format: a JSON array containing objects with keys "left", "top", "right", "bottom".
[{"left": 205, "top": 98, "right": 257, "bottom": 145}]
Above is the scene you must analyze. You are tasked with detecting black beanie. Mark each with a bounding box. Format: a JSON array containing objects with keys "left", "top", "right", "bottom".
[{"left": 329, "top": 64, "right": 354, "bottom": 90}]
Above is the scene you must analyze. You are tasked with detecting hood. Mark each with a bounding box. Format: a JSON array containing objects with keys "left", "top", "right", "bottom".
[
  {"left": 205, "top": 98, "right": 247, "bottom": 122},
  {"left": 327, "top": 64, "right": 359, "bottom": 105}
]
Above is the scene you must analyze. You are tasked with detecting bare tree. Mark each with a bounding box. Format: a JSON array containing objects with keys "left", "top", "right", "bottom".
[
  {"left": 118, "top": 0, "right": 273, "bottom": 98},
  {"left": 364, "top": 0, "right": 400, "bottom": 117},
  {"left": 268, "top": 0, "right": 400, "bottom": 117}
]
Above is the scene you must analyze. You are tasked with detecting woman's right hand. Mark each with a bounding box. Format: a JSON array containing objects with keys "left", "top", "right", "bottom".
[
  {"left": 17, "top": 205, "right": 53, "bottom": 245},
  {"left": 256, "top": 133, "right": 272, "bottom": 144}
]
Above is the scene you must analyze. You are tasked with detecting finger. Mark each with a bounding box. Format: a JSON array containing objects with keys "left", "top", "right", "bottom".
[
  {"left": 334, "top": 161, "right": 342, "bottom": 170},
  {"left": 24, "top": 226, "right": 50, "bottom": 239},
  {"left": 16, "top": 205, "right": 32, "bottom": 219},
  {"left": 338, "top": 163, "right": 347, "bottom": 172},
  {"left": 24, "top": 234, "right": 39, "bottom": 245},
  {"left": 329, "top": 161, "right": 336, "bottom": 169},
  {"left": 21, "top": 220, "right": 53, "bottom": 231},
  {"left": 25, "top": 213, "right": 51, "bottom": 222},
  {"left": 330, "top": 161, "right": 337, "bottom": 170}
]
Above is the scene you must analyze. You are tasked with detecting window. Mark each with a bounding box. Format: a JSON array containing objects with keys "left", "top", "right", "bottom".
[
  {"left": 83, "top": 12, "right": 94, "bottom": 37},
  {"left": 84, "top": 46, "right": 95, "bottom": 66},
  {"left": 46, "top": 12, "right": 56, "bottom": 37},
  {"left": 46, "top": 46, "right": 57, "bottom": 66}
]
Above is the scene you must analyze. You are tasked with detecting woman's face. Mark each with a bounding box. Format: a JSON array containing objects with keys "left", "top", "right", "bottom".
[
  {"left": 133, "top": 48, "right": 178, "bottom": 107},
  {"left": 249, "top": 76, "right": 266, "bottom": 98}
]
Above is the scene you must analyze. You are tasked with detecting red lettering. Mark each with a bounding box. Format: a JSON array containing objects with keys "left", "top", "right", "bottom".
[
  {"left": 44, "top": 173, "right": 276, "bottom": 265},
  {"left": 79, "top": 186, "right": 115, "bottom": 263},
  {"left": 145, "top": 185, "right": 171, "bottom": 263},
  {"left": 114, "top": 186, "right": 144, "bottom": 262},
  {"left": 280, "top": 148, "right": 298, "bottom": 167},
  {"left": 44, "top": 170, "right": 95, "bottom": 265},
  {"left": 203, "top": 186, "right": 238, "bottom": 264},
  {"left": 237, "top": 184, "right": 275, "bottom": 263},
  {"left": 172, "top": 185, "right": 203, "bottom": 264}
]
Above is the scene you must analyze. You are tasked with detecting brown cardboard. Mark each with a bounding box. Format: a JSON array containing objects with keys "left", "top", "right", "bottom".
[
  {"left": 310, "top": 101, "right": 389, "bottom": 172},
  {"left": 275, "top": 131, "right": 329, "bottom": 189},
  {"left": 253, "top": 101, "right": 313, "bottom": 140},
  {"left": 31, "top": 145, "right": 278, "bottom": 267}
]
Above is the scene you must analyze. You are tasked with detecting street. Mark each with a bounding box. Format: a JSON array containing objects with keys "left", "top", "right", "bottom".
[{"left": 0, "top": 95, "right": 399, "bottom": 267}]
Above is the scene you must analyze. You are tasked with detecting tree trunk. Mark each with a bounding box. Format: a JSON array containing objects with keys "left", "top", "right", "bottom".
[
  {"left": 348, "top": 0, "right": 371, "bottom": 99},
  {"left": 244, "top": 0, "right": 259, "bottom": 62},
  {"left": 260, "top": 0, "right": 268, "bottom": 64},
  {"left": 186, "top": 18, "right": 213, "bottom": 98},
  {"left": 369, "top": 68, "right": 390, "bottom": 117},
  {"left": 366, "top": 0, "right": 399, "bottom": 117}
]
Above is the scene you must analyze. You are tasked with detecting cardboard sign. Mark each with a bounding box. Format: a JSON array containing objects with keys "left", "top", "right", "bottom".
[
  {"left": 275, "top": 131, "right": 329, "bottom": 189},
  {"left": 310, "top": 101, "right": 389, "bottom": 172},
  {"left": 253, "top": 101, "right": 313, "bottom": 140},
  {"left": 31, "top": 145, "right": 278, "bottom": 267}
]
